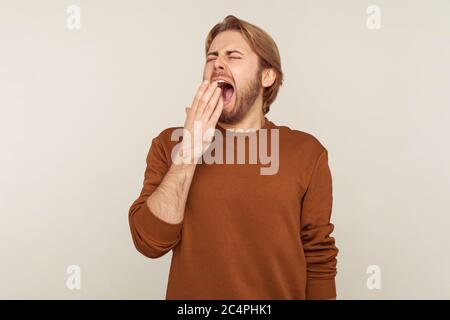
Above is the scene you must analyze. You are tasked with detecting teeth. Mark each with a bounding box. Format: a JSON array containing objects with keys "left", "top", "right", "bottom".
[{"left": 213, "top": 79, "right": 234, "bottom": 91}]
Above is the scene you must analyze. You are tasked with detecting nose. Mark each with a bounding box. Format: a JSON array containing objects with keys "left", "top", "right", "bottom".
[{"left": 213, "top": 55, "right": 226, "bottom": 71}]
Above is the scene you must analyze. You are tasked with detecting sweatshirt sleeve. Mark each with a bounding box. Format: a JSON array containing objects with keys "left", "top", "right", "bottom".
[
  {"left": 128, "top": 135, "right": 183, "bottom": 259},
  {"left": 300, "top": 148, "right": 339, "bottom": 299}
]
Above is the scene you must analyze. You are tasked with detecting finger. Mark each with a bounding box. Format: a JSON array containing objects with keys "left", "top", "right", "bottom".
[
  {"left": 185, "top": 106, "right": 193, "bottom": 122},
  {"left": 208, "top": 97, "right": 224, "bottom": 125},
  {"left": 195, "top": 81, "right": 218, "bottom": 117},
  {"left": 201, "top": 87, "right": 222, "bottom": 120},
  {"left": 191, "top": 80, "right": 210, "bottom": 113}
]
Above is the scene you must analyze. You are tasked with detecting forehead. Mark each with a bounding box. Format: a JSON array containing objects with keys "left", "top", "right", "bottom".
[{"left": 208, "top": 30, "right": 253, "bottom": 54}]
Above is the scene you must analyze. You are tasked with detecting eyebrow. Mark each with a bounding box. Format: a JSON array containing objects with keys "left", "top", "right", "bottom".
[{"left": 206, "top": 49, "right": 244, "bottom": 57}]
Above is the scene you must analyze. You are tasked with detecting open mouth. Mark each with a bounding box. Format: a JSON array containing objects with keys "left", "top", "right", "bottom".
[{"left": 215, "top": 80, "right": 235, "bottom": 105}]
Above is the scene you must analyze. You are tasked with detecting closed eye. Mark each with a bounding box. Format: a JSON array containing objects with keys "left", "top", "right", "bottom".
[{"left": 206, "top": 56, "right": 241, "bottom": 62}]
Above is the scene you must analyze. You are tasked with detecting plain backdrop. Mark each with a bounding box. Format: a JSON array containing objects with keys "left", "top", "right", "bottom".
[{"left": 1, "top": 0, "right": 449, "bottom": 299}]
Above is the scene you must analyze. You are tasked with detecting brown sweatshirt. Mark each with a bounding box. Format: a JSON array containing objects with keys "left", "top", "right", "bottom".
[{"left": 128, "top": 117, "right": 339, "bottom": 300}]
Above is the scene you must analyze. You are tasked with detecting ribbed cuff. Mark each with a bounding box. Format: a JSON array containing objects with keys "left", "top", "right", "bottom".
[
  {"left": 305, "top": 278, "right": 337, "bottom": 300},
  {"left": 133, "top": 200, "right": 183, "bottom": 244}
]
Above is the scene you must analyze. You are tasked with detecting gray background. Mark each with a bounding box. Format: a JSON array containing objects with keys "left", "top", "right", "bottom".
[{"left": 1, "top": 0, "right": 449, "bottom": 299}]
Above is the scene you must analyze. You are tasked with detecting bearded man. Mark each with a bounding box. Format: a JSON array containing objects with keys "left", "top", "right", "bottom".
[{"left": 128, "top": 15, "right": 339, "bottom": 300}]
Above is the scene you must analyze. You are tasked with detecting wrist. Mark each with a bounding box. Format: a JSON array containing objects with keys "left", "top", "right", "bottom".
[{"left": 172, "top": 151, "right": 198, "bottom": 174}]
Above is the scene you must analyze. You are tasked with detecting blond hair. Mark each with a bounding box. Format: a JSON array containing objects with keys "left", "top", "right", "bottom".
[{"left": 205, "top": 15, "right": 284, "bottom": 114}]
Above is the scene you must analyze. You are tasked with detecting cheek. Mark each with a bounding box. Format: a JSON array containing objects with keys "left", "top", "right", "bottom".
[
  {"left": 233, "top": 75, "right": 250, "bottom": 92},
  {"left": 230, "top": 70, "right": 245, "bottom": 88}
]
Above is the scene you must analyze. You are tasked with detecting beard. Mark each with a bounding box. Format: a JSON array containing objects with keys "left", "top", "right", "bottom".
[{"left": 218, "top": 67, "right": 262, "bottom": 125}]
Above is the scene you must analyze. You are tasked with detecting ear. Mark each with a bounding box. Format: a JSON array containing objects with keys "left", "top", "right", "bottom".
[{"left": 261, "top": 68, "right": 276, "bottom": 88}]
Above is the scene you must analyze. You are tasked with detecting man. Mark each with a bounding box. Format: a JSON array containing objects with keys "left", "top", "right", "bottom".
[{"left": 128, "top": 15, "right": 339, "bottom": 300}]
